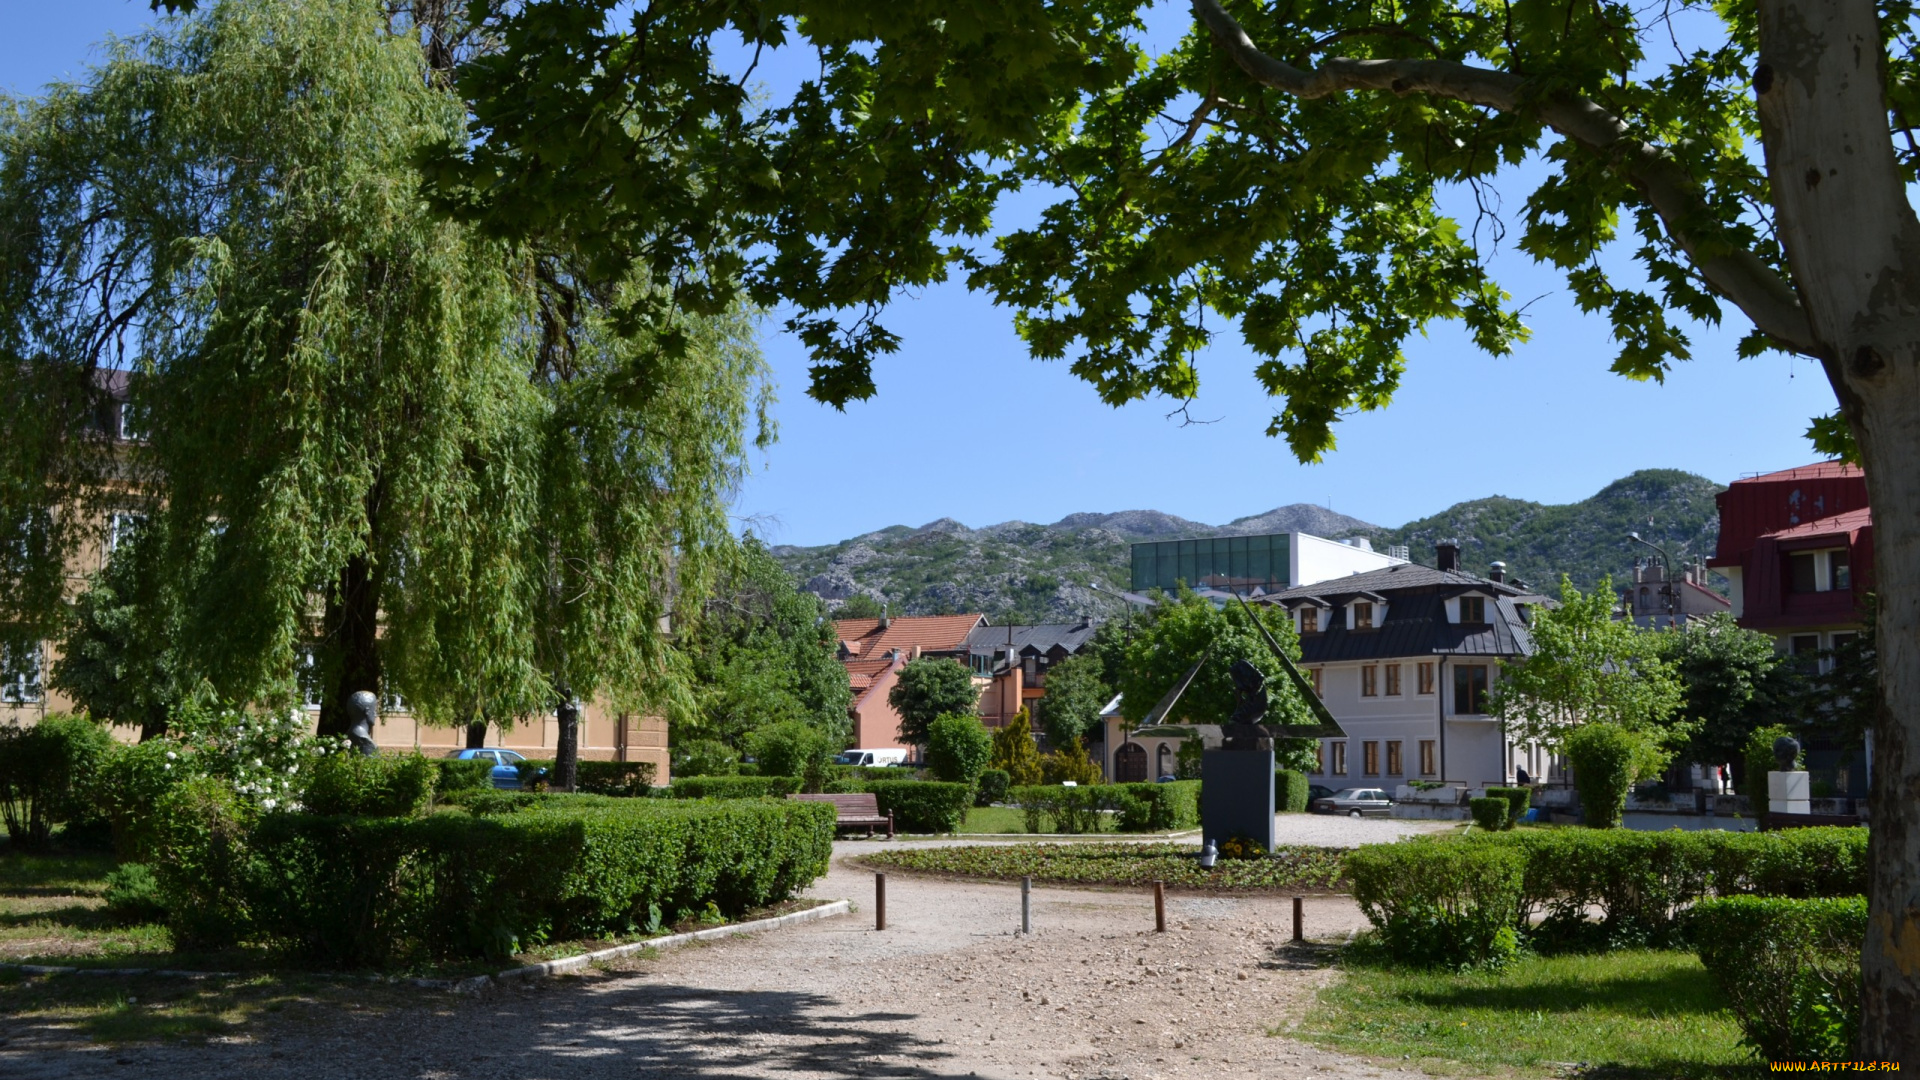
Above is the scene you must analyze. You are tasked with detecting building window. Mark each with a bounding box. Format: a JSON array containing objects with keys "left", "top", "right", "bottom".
[
  {"left": 1362, "top": 741, "right": 1379, "bottom": 776},
  {"left": 1384, "top": 663, "right": 1402, "bottom": 696},
  {"left": 1789, "top": 634, "right": 1822, "bottom": 673},
  {"left": 1353, "top": 601, "right": 1373, "bottom": 629},
  {"left": 1330, "top": 741, "right": 1348, "bottom": 776},
  {"left": 2, "top": 641, "right": 44, "bottom": 704},
  {"left": 1831, "top": 550, "right": 1851, "bottom": 590},
  {"left": 1454, "top": 664, "right": 1490, "bottom": 714},
  {"left": 1419, "top": 739, "right": 1437, "bottom": 776},
  {"left": 1386, "top": 740, "right": 1403, "bottom": 775},
  {"left": 1459, "top": 596, "right": 1486, "bottom": 623},
  {"left": 1309, "top": 667, "right": 1324, "bottom": 697},
  {"left": 1789, "top": 552, "right": 1818, "bottom": 593},
  {"left": 1361, "top": 665, "right": 1377, "bottom": 697},
  {"left": 1300, "top": 607, "right": 1320, "bottom": 634},
  {"left": 1417, "top": 662, "right": 1435, "bottom": 695}
]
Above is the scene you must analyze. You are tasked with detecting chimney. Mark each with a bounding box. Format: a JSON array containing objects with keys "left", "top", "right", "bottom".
[
  {"left": 1488, "top": 561, "right": 1506, "bottom": 583},
  {"left": 911, "top": 643, "right": 922, "bottom": 660},
  {"left": 1436, "top": 539, "right": 1461, "bottom": 573},
  {"left": 879, "top": 615, "right": 891, "bottom": 630}
]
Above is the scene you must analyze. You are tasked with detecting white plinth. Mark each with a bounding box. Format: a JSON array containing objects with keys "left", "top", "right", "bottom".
[{"left": 1768, "top": 770, "right": 1810, "bottom": 816}]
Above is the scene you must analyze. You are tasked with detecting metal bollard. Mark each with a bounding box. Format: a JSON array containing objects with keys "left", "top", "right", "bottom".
[
  {"left": 1292, "top": 895, "right": 1304, "bottom": 943},
  {"left": 1154, "top": 880, "right": 1166, "bottom": 933},
  {"left": 876, "top": 872, "right": 887, "bottom": 931},
  {"left": 1021, "top": 875, "right": 1032, "bottom": 934}
]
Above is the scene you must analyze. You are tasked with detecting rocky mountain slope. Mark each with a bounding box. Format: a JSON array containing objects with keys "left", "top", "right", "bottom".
[{"left": 772, "top": 469, "right": 1725, "bottom": 623}]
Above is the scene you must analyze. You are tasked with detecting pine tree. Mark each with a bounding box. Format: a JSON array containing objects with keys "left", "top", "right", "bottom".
[{"left": 989, "top": 709, "right": 1043, "bottom": 787}]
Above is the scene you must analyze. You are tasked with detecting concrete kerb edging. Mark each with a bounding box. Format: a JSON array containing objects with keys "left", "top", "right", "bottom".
[
  {"left": 0, "top": 899, "right": 852, "bottom": 993},
  {"left": 434, "top": 898, "right": 855, "bottom": 994}
]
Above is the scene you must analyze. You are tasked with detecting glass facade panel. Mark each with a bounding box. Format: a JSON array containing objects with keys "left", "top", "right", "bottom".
[{"left": 1128, "top": 533, "right": 1292, "bottom": 594}]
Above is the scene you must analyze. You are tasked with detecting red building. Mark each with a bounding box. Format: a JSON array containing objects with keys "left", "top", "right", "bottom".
[
  {"left": 833, "top": 614, "right": 986, "bottom": 751},
  {"left": 1709, "top": 462, "right": 1873, "bottom": 660}
]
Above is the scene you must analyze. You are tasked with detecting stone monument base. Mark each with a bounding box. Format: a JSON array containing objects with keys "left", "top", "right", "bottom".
[
  {"left": 1768, "top": 770, "right": 1810, "bottom": 816},
  {"left": 1202, "top": 748, "right": 1276, "bottom": 851}
]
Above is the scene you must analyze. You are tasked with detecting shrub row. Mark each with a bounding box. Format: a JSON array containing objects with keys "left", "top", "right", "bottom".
[
  {"left": 1690, "top": 895, "right": 1867, "bottom": 1061},
  {"left": 1006, "top": 782, "right": 1201, "bottom": 834},
  {"left": 824, "top": 779, "right": 973, "bottom": 833},
  {"left": 1349, "top": 827, "right": 1868, "bottom": 963},
  {"left": 668, "top": 775, "right": 801, "bottom": 800},
  {"left": 1276, "top": 770, "right": 1309, "bottom": 813},
  {"left": 152, "top": 789, "right": 835, "bottom": 966},
  {"left": 1347, "top": 840, "right": 1524, "bottom": 970},
  {"left": 512, "top": 759, "right": 659, "bottom": 796}
]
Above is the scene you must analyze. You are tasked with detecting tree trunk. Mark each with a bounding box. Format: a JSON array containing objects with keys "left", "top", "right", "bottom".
[
  {"left": 465, "top": 719, "right": 487, "bottom": 749},
  {"left": 316, "top": 550, "right": 382, "bottom": 739},
  {"left": 1755, "top": 0, "right": 1920, "bottom": 1061},
  {"left": 553, "top": 696, "right": 579, "bottom": 792}
]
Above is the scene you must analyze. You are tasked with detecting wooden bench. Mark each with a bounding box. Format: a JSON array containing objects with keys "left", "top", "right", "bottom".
[{"left": 788, "top": 793, "right": 894, "bottom": 838}]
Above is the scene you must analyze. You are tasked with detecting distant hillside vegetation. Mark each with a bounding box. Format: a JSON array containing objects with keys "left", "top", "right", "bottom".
[{"left": 770, "top": 469, "right": 1726, "bottom": 621}]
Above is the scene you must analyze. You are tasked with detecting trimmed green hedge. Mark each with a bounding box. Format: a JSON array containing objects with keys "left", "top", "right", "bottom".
[
  {"left": 1006, "top": 782, "right": 1199, "bottom": 833},
  {"left": 303, "top": 753, "right": 436, "bottom": 817},
  {"left": 1276, "top": 770, "right": 1309, "bottom": 813},
  {"left": 1351, "top": 827, "right": 1868, "bottom": 957},
  {"left": 1114, "top": 781, "right": 1200, "bottom": 831},
  {"left": 512, "top": 759, "right": 659, "bottom": 796},
  {"left": 1484, "top": 785, "right": 1530, "bottom": 829},
  {"left": 160, "top": 798, "right": 835, "bottom": 966},
  {"left": 1690, "top": 895, "right": 1867, "bottom": 1061},
  {"left": 1347, "top": 840, "right": 1523, "bottom": 969},
  {"left": 1468, "top": 796, "right": 1508, "bottom": 832},
  {"left": 668, "top": 775, "right": 801, "bottom": 800},
  {"left": 433, "top": 758, "right": 493, "bottom": 796},
  {"left": 863, "top": 780, "right": 971, "bottom": 833},
  {"left": 974, "top": 768, "right": 1010, "bottom": 807}
]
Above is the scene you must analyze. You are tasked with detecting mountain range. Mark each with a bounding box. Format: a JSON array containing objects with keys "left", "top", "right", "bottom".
[{"left": 771, "top": 468, "right": 1726, "bottom": 623}]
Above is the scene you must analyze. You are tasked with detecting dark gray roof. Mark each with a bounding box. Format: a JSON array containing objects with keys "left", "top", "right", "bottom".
[
  {"left": 966, "top": 621, "right": 1100, "bottom": 658},
  {"left": 1261, "top": 564, "right": 1550, "bottom": 663}
]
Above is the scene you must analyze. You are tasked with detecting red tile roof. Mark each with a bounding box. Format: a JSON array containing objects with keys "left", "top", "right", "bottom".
[
  {"left": 1732, "top": 462, "right": 1864, "bottom": 485},
  {"left": 834, "top": 614, "right": 986, "bottom": 659},
  {"left": 1761, "top": 507, "right": 1873, "bottom": 541}
]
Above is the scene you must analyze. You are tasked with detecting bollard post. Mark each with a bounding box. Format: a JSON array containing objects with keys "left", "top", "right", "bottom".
[
  {"left": 1292, "top": 895, "right": 1304, "bottom": 943},
  {"left": 1154, "top": 880, "right": 1166, "bottom": 933},
  {"left": 876, "top": 872, "right": 887, "bottom": 931},
  {"left": 1021, "top": 875, "right": 1032, "bottom": 935}
]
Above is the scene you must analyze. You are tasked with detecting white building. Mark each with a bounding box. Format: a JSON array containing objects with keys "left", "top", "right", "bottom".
[{"left": 1264, "top": 540, "right": 1555, "bottom": 792}]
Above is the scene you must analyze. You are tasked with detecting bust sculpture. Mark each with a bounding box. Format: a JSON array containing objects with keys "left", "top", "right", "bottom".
[
  {"left": 1772, "top": 734, "right": 1802, "bottom": 773},
  {"left": 346, "top": 690, "right": 380, "bottom": 757},
  {"left": 1221, "top": 658, "right": 1274, "bottom": 751}
]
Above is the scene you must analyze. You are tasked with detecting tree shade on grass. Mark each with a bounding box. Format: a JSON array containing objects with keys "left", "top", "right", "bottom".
[{"left": 1300, "top": 950, "right": 1749, "bottom": 1077}]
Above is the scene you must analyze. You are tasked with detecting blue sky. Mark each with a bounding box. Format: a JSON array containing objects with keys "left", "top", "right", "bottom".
[{"left": 7, "top": 2, "right": 1842, "bottom": 546}]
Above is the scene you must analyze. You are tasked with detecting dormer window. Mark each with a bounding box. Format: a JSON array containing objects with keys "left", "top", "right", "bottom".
[
  {"left": 1459, "top": 596, "right": 1486, "bottom": 623},
  {"left": 1352, "top": 601, "right": 1374, "bottom": 629},
  {"left": 1300, "top": 607, "right": 1321, "bottom": 634}
]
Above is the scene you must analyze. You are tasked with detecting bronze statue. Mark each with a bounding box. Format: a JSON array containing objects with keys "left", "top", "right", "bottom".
[
  {"left": 346, "top": 690, "right": 380, "bottom": 756},
  {"left": 1221, "top": 659, "right": 1275, "bottom": 750}
]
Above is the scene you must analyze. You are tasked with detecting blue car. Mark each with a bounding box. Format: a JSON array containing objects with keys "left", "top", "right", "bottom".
[{"left": 444, "top": 748, "right": 533, "bottom": 789}]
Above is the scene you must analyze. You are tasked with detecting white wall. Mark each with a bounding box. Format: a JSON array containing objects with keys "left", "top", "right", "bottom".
[
  {"left": 1302, "top": 657, "right": 1528, "bottom": 789},
  {"left": 1291, "top": 533, "right": 1405, "bottom": 589}
]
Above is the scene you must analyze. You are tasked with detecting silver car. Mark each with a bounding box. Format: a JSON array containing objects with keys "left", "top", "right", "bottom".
[{"left": 1310, "top": 787, "right": 1395, "bottom": 817}]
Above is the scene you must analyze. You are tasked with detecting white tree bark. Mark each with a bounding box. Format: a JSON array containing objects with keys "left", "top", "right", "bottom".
[{"left": 1755, "top": 0, "right": 1920, "bottom": 1059}]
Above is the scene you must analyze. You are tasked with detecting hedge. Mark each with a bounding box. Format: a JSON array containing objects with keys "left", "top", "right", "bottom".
[
  {"left": 1007, "top": 782, "right": 1200, "bottom": 833},
  {"left": 433, "top": 758, "right": 493, "bottom": 797},
  {"left": 1357, "top": 827, "right": 1869, "bottom": 954},
  {"left": 303, "top": 753, "right": 436, "bottom": 817},
  {"left": 1690, "top": 896, "right": 1867, "bottom": 1061},
  {"left": 513, "top": 759, "right": 659, "bottom": 796},
  {"left": 667, "top": 775, "right": 801, "bottom": 800},
  {"left": 0, "top": 715, "right": 116, "bottom": 849},
  {"left": 159, "top": 797, "right": 835, "bottom": 966},
  {"left": 862, "top": 780, "right": 971, "bottom": 833},
  {"left": 1276, "top": 770, "right": 1309, "bottom": 813},
  {"left": 1347, "top": 840, "right": 1523, "bottom": 969},
  {"left": 974, "top": 768, "right": 1010, "bottom": 807},
  {"left": 1468, "top": 796, "right": 1509, "bottom": 832},
  {"left": 1483, "top": 785, "right": 1530, "bottom": 829}
]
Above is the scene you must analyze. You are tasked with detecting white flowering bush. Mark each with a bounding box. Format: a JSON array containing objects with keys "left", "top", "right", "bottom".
[{"left": 154, "top": 700, "right": 346, "bottom": 811}]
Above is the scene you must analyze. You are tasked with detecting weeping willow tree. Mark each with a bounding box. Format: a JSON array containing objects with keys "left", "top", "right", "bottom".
[{"left": 0, "top": 0, "right": 768, "bottom": 740}]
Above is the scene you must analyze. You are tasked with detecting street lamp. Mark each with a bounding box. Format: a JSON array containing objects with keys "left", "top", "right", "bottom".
[{"left": 1628, "top": 532, "right": 1677, "bottom": 628}]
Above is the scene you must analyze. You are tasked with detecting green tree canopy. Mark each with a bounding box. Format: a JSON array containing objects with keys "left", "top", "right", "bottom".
[
  {"left": 887, "top": 657, "right": 979, "bottom": 746},
  {"left": 1, "top": 0, "right": 768, "bottom": 744},
  {"left": 679, "top": 538, "right": 853, "bottom": 749},
  {"left": 1034, "top": 651, "right": 1111, "bottom": 749},
  {"left": 1490, "top": 577, "right": 1684, "bottom": 753},
  {"left": 1658, "top": 613, "right": 1801, "bottom": 768}
]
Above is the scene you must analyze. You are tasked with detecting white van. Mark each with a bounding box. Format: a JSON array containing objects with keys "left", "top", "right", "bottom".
[{"left": 835, "top": 748, "right": 909, "bottom": 767}]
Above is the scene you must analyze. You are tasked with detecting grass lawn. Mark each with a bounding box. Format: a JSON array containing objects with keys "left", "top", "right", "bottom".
[
  {"left": 1295, "top": 949, "right": 1754, "bottom": 1078},
  {"left": 861, "top": 841, "right": 1347, "bottom": 891},
  {"left": 954, "top": 806, "right": 1030, "bottom": 833}
]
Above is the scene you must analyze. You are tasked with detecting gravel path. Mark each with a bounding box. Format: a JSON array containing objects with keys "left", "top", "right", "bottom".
[
  {"left": 851, "top": 812, "right": 1454, "bottom": 854},
  {"left": 0, "top": 837, "right": 1436, "bottom": 1080}
]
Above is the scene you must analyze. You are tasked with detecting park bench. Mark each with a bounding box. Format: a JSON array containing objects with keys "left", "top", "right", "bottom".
[{"left": 787, "top": 793, "right": 894, "bottom": 838}]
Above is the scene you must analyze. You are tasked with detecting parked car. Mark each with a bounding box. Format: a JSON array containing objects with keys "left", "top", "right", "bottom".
[
  {"left": 445, "top": 747, "right": 533, "bottom": 789},
  {"left": 835, "top": 748, "right": 909, "bottom": 767},
  {"left": 1310, "top": 787, "right": 1395, "bottom": 817},
  {"left": 1156, "top": 774, "right": 1179, "bottom": 783},
  {"left": 1307, "top": 784, "right": 1337, "bottom": 802}
]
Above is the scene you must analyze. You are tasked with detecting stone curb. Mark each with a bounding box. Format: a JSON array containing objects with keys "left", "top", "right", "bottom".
[
  {"left": 417, "top": 898, "right": 854, "bottom": 994},
  {"left": 0, "top": 900, "right": 852, "bottom": 992}
]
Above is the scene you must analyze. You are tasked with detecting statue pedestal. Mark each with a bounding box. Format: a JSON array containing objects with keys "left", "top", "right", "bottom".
[
  {"left": 1767, "top": 770, "right": 1810, "bottom": 816},
  {"left": 1202, "top": 749, "right": 1276, "bottom": 851}
]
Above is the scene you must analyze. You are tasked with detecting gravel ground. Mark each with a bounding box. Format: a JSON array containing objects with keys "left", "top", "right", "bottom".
[
  {"left": 854, "top": 812, "right": 1455, "bottom": 853},
  {"left": 0, "top": 835, "right": 1435, "bottom": 1080}
]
